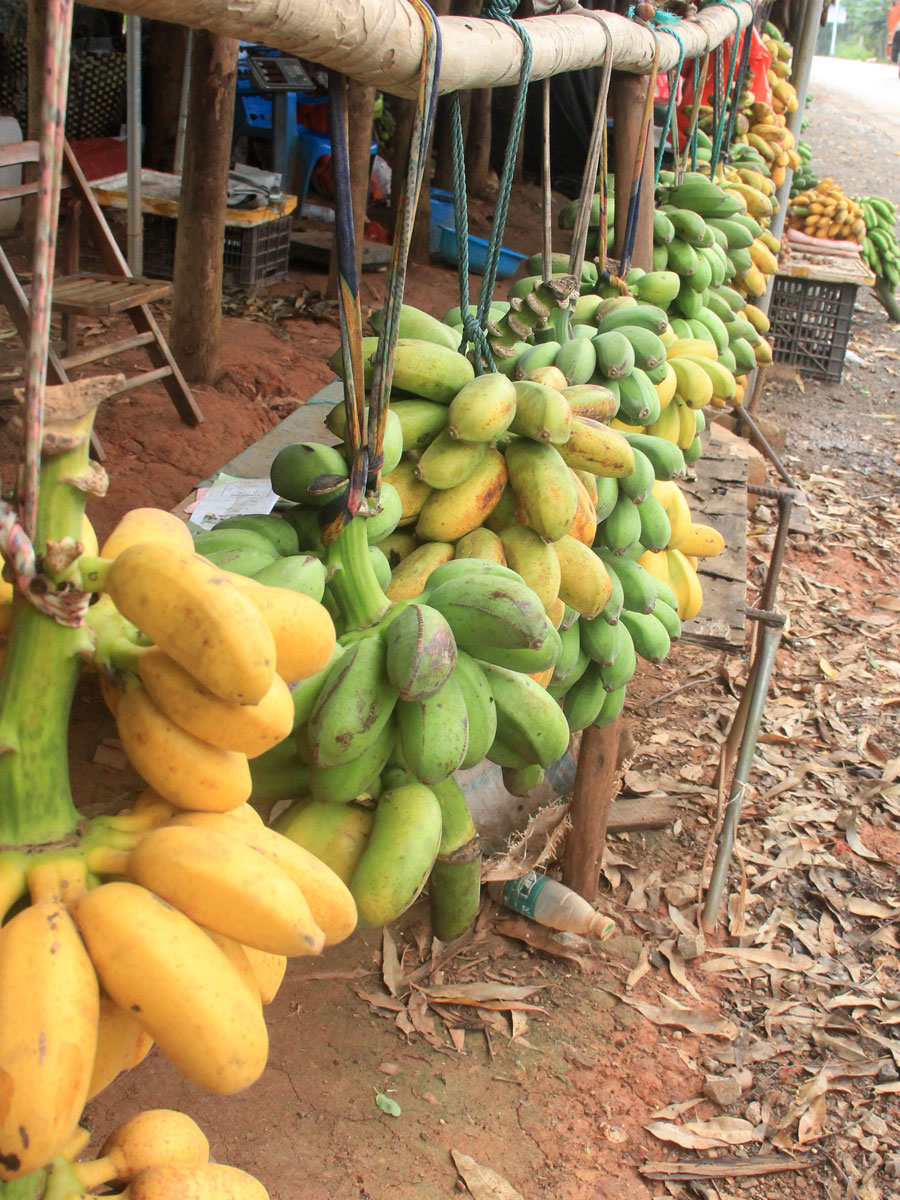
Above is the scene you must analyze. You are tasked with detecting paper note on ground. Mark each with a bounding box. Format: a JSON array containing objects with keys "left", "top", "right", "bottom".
[{"left": 187, "top": 473, "right": 278, "bottom": 530}]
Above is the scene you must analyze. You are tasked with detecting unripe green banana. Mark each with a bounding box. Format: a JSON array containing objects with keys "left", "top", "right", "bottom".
[
  {"left": 479, "top": 661, "right": 571, "bottom": 769},
  {"left": 415, "top": 431, "right": 486, "bottom": 490},
  {"left": 426, "top": 573, "right": 551, "bottom": 660},
  {"left": 350, "top": 784, "right": 443, "bottom": 928},
  {"left": 307, "top": 635, "right": 396, "bottom": 768},
  {"left": 453, "top": 652, "right": 498, "bottom": 769},
  {"left": 275, "top": 799, "right": 375, "bottom": 885},
  {"left": 396, "top": 675, "right": 469, "bottom": 785},
  {"left": 270, "top": 442, "right": 348, "bottom": 506},
  {"left": 562, "top": 660, "right": 608, "bottom": 732},
  {"left": 307, "top": 717, "right": 396, "bottom": 803},
  {"left": 446, "top": 373, "right": 518, "bottom": 443},
  {"left": 383, "top": 602, "right": 457, "bottom": 701},
  {"left": 390, "top": 399, "right": 449, "bottom": 451},
  {"left": 510, "top": 380, "right": 574, "bottom": 444}
]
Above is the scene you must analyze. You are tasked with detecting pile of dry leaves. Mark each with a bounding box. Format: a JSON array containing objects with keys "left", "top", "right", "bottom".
[{"left": 346, "top": 444, "right": 900, "bottom": 1200}]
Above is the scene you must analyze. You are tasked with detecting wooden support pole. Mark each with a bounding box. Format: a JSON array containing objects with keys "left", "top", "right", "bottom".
[
  {"left": 169, "top": 30, "right": 239, "bottom": 383},
  {"left": 611, "top": 71, "right": 655, "bottom": 273},
  {"left": 327, "top": 79, "right": 377, "bottom": 298},
  {"left": 561, "top": 717, "right": 621, "bottom": 902}
]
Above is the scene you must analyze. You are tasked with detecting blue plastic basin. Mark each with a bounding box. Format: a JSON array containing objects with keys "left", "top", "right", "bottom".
[{"left": 437, "top": 224, "right": 526, "bottom": 279}]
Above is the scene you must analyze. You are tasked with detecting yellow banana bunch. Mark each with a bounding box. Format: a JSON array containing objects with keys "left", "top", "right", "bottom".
[
  {"left": 788, "top": 180, "right": 866, "bottom": 244},
  {"left": 83, "top": 524, "right": 336, "bottom": 814},
  {"left": 54, "top": 1108, "right": 271, "bottom": 1198},
  {"left": 0, "top": 792, "right": 358, "bottom": 1176}
]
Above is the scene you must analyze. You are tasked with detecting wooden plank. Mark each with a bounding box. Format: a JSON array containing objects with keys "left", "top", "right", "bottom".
[
  {"left": 606, "top": 796, "right": 679, "bottom": 834},
  {"left": 60, "top": 330, "right": 156, "bottom": 370},
  {"left": 678, "top": 423, "right": 748, "bottom": 651}
]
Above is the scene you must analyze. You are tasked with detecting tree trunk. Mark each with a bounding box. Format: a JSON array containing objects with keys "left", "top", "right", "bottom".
[
  {"left": 169, "top": 31, "right": 239, "bottom": 383},
  {"left": 143, "top": 21, "right": 190, "bottom": 172},
  {"left": 326, "top": 80, "right": 377, "bottom": 299},
  {"left": 466, "top": 87, "right": 492, "bottom": 196}
]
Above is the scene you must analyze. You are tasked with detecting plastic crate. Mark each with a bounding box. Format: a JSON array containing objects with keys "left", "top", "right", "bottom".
[
  {"left": 142, "top": 212, "right": 292, "bottom": 289},
  {"left": 768, "top": 273, "right": 858, "bottom": 382}
]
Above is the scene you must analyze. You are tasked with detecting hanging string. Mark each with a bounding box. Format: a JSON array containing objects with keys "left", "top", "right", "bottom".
[
  {"left": 19, "top": 0, "right": 74, "bottom": 541},
  {"left": 0, "top": 502, "right": 91, "bottom": 626},
  {"left": 327, "top": 71, "right": 368, "bottom": 535},
  {"left": 367, "top": 0, "right": 442, "bottom": 484},
  {"left": 569, "top": 11, "right": 614, "bottom": 285},
  {"left": 321, "top": 1, "right": 441, "bottom": 542},
  {"left": 448, "top": 95, "right": 494, "bottom": 371},
  {"left": 540, "top": 78, "right": 553, "bottom": 280},
  {"left": 720, "top": 6, "right": 757, "bottom": 165},
  {"left": 683, "top": 51, "right": 711, "bottom": 176},
  {"left": 653, "top": 26, "right": 686, "bottom": 190},
  {"left": 466, "top": 0, "right": 534, "bottom": 373},
  {"left": 707, "top": 0, "right": 743, "bottom": 177},
  {"left": 617, "top": 19, "right": 660, "bottom": 276}
]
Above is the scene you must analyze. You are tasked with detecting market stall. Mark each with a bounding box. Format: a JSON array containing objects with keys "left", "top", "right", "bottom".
[{"left": 1, "top": 1, "right": 899, "bottom": 1197}]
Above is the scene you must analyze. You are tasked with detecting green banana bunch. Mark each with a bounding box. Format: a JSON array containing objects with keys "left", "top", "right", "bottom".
[{"left": 856, "top": 195, "right": 900, "bottom": 292}]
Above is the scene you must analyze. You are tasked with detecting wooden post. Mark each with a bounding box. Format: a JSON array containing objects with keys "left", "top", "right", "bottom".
[
  {"left": 143, "top": 21, "right": 190, "bottom": 172},
  {"left": 561, "top": 717, "right": 621, "bottom": 902},
  {"left": 611, "top": 72, "right": 655, "bottom": 273},
  {"left": 466, "top": 88, "right": 492, "bottom": 196},
  {"left": 169, "top": 31, "right": 239, "bottom": 383},
  {"left": 327, "top": 79, "right": 377, "bottom": 298}
]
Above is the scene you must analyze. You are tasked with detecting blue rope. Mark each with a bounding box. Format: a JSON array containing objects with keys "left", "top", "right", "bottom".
[{"left": 653, "top": 25, "right": 686, "bottom": 190}]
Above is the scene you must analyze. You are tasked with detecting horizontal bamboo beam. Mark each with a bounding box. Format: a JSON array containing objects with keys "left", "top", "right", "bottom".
[{"left": 78, "top": 0, "right": 753, "bottom": 98}]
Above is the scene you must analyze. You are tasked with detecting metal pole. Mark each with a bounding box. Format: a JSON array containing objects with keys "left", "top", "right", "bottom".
[
  {"left": 702, "top": 617, "right": 785, "bottom": 932},
  {"left": 829, "top": 3, "right": 839, "bottom": 56},
  {"left": 126, "top": 13, "right": 143, "bottom": 275},
  {"left": 173, "top": 27, "right": 193, "bottom": 175}
]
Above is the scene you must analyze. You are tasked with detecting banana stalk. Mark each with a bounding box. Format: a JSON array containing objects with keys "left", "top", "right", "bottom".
[
  {"left": 324, "top": 514, "right": 391, "bottom": 632},
  {"left": 0, "top": 386, "right": 101, "bottom": 848}
]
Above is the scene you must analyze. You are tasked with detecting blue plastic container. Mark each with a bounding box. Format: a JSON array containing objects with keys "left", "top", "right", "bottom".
[
  {"left": 429, "top": 188, "right": 455, "bottom": 252},
  {"left": 437, "top": 224, "right": 526, "bottom": 279}
]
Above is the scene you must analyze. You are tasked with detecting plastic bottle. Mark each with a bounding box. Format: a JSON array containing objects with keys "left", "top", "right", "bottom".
[{"left": 488, "top": 870, "right": 616, "bottom": 939}]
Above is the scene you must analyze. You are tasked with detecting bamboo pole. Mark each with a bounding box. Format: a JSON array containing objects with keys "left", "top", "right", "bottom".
[{"left": 77, "top": 0, "right": 753, "bottom": 96}]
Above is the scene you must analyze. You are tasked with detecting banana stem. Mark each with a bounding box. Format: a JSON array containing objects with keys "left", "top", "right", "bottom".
[
  {"left": 0, "top": 1170, "right": 49, "bottom": 1200},
  {"left": 38, "top": 1159, "right": 87, "bottom": 1200},
  {"left": 0, "top": 404, "right": 98, "bottom": 846},
  {"left": 325, "top": 515, "right": 391, "bottom": 631},
  {"left": 69, "top": 1159, "right": 115, "bottom": 1192}
]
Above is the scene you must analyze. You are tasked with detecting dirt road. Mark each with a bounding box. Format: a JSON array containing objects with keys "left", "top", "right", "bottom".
[{"left": 808, "top": 55, "right": 900, "bottom": 140}]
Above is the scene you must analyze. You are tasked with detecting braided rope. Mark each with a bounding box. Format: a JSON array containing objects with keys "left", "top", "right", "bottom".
[
  {"left": 569, "top": 10, "right": 614, "bottom": 285},
  {"left": 654, "top": 26, "right": 686, "bottom": 190}
]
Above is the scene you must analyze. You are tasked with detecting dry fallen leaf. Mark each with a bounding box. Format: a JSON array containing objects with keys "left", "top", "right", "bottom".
[
  {"left": 645, "top": 1115, "right": 760, "bottom": 1150},
  {"left": 451, "top": 1150, "right": 528, "bottom": 1200}
]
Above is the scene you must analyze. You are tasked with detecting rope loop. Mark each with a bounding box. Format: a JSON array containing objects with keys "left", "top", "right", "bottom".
[{"left": 0, "top": 502, "right": 90, "bottom": 627}]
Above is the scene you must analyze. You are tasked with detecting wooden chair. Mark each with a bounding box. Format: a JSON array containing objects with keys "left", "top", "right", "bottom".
[{"left": 0, "top": 139, "right": 203, "bottom": 456}]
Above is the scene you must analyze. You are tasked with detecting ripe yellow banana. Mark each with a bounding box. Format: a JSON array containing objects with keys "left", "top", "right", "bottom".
[
  {"left": 74, "top": 1108, "right": 210, "bottom": 1190},
  {"left": 165, "top": 812, "right": 358, "bottom": 947},
  {"left": 0, "top": 899, "right": 99, "bottom": 1180},
  {"left": 137, "top": 648, "right": 294, "bottom": 759},
  {"left": 88, "top": 994, "right": 155, "bottom": 1101},
  {"left": 119, "top": 1163, "right": 270, "bottom": 1199},
  {"left": 126, "top": 825, "right": 325, "bottom": 957},
  {"left": 116, "top": 682, "right": 253, "bottom": 812},
  {"left": 676, "top": 522, "right": 725, "bottom": 558},
  {"left": 652, "top": 480, "right": 693, "bottom": 550},
  {"left": 666, "top": 547, "right": 704, "bottom": 620},
  {"left": 225, "top": 576, "right": 336, "bottom": 684},
  {"left": 100, "top": 508, "right": 195, "bottom": 559},
  {"left": 104, "top": 543, "right": 276, "bottom": 704},
  {"left": 72, "top": 881, "right": 269, "bottom": 1095}
]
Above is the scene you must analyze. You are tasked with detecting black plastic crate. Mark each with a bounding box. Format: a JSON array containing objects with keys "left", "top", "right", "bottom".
[
  {"left": 142, "top": 212, "right": 291, "bottom": 289},
  {"left": 768, "top": 273, "right": 858, "bottom": 382}
]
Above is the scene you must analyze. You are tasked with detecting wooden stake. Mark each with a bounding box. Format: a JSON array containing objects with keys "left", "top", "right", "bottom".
[
  {"left": 327, "top": 79, "right": 377, "bottom": 298},
  {"left": 561, "top": 717, "right": 621, "bottom": 902},
  {"left": 611, "top": 72, "right": 655, "bottom": 272},
  {"left": 169, "top": 31, "right": 239, "bottom": 383}
]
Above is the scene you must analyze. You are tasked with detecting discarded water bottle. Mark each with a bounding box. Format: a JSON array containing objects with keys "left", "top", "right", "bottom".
[{"left": 488, "top": 871, "right": 616, "bottom": 939}]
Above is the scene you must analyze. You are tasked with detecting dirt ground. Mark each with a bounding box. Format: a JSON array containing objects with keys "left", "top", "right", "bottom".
[{"left": 3, "top": 77, "right": 900, "bottom": 1200}]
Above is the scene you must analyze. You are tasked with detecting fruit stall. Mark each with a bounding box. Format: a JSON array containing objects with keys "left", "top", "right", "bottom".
[{"left": 1, "top": 0, "right": 898, "bottom": 1197}]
